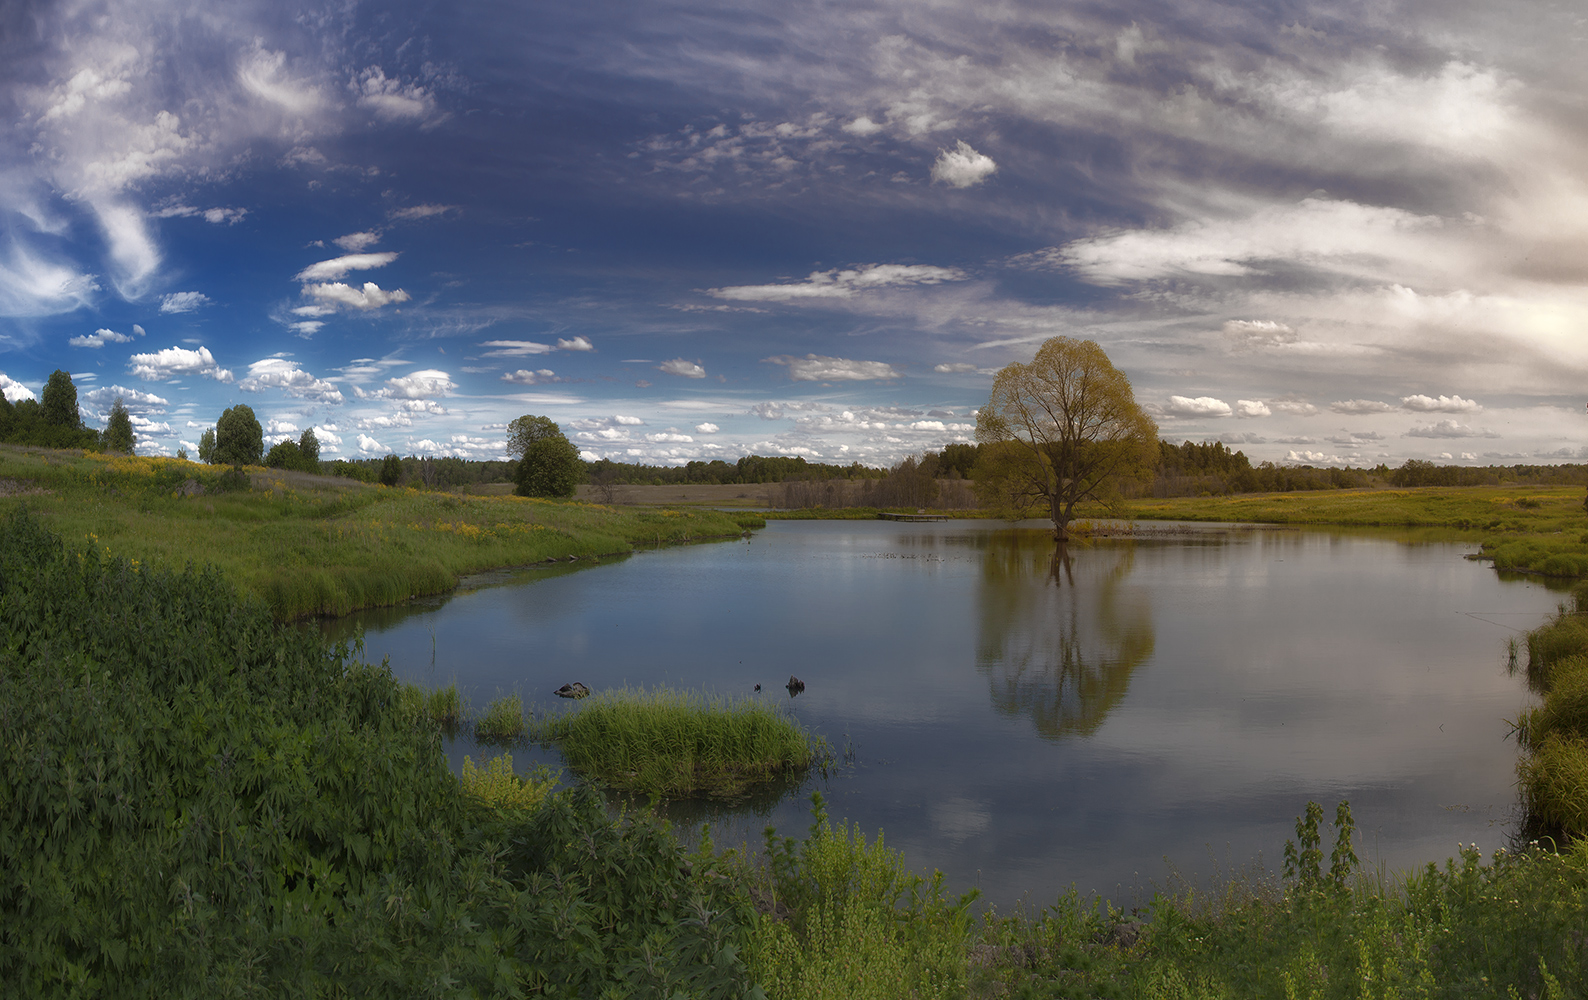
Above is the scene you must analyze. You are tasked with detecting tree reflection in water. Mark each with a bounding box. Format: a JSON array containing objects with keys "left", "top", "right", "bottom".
[{"left": 976, "top": 530, "right": 1154, "bottom": 740}]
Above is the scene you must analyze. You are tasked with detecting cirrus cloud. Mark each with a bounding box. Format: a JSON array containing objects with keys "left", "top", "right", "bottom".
[
  {"left": 765, "top": 354, "right": 900, "bottom": 381},
  {"left": 708, "top": 263, "right": 965, "bottom": 302}
]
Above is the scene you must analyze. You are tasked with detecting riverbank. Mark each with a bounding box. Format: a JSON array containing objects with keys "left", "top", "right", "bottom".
[{"left": 0, "top": 445, "right": 762, "bottom": 619}]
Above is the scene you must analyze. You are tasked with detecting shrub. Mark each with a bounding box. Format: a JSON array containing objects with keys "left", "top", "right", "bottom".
[
  {"left": 460, "top": 753, "right": 557, "bottom": 811},
  {"left": 475, "top": 692, "right": 527, "bottom": 743}
]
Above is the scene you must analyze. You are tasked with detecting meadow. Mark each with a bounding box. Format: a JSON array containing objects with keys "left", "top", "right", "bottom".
[{"left": 0, "top": 445, "right": 762, "bottom": 619}]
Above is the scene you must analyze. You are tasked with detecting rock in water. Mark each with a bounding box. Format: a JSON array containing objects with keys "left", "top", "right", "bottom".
[
  {"left": 785, "top": 675, "right": 805, "bottom": 694},
  {"left": 555, "top": 682, "right": 590, "bottom": 699}
]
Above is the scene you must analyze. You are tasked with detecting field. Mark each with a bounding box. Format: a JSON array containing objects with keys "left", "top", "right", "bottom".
[{"left": 0, "top": 445, "right": 762, "bottom": 619}]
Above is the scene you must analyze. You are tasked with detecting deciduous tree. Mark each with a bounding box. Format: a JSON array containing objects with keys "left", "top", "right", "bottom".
[
  {"left": 103, "top": 397, "right": 135, "bottom": 453},
  {"left": 514, "top": 418, "right": 581, "bottom": 498},
  {"left": 214, "top": 405, "right": 263, "bottom": 466},
  {"left": 506, "top": 414, "right": 563, "bottom": 461},
  {"left": 974, "top": 337, "right": 1157, "bottom": 540},
  {"left": 41, "top": 369, "right": 79, "bottom": 428}
]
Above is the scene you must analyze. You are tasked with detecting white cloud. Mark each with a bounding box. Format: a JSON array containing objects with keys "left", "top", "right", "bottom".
[
  {"left": 501, "top": 369, "right": 559, "bottom": 385},
  {"left": 930, "top": 140, "right": 998, "bottom": 188},
  {"left": 388, "top": 204, "right": 455, "bottom": 221},
  {"left": 613, "top": 414, "right": 645, "bottom": 425},
  {"left": 159, "top": 291, "right": 210, "bottom": 314},
  {"left": 843, "top": 116, "right": 883, "bottom": 136},
  {"left": 709, "top": 263, "right": 965, "bottom": 302},
  {"left": 934, "top": 362, "right": 978, "bottom": 373},
  {"left": 659, "top": 359, "right": 707, "bottom": 378},
  {"left": 1401, "top": 394, "right": 1482, "bottom": 413},
  {"left": 128, "top": 346, "right": 233, "bottom": 382},
  {"left": 1330, "top": 399, "right": 1396, "bottom": 414},
  {"left": 351, "top": 67, "right": 439, "bottom": 123},
  {"left": 356, "top": 433, "right": 389, "bottom": 455},
  {"left": 70, "top": 327, "right": 135, "bottom": 348},
  {"left": 646, "top": 430, "right": 694, "bottom": 443},
  {"left": 765, "top": 354, "right": 900, "bottom": 381},
  {"left": 293, "top": 252, "right": 400, "bottom": 282},
  {"left": 1234, "top": 399, "right": 1271, "bottom": 418},
  {"left": 304, "top": 282, "right": 410, "bottom": 310},
  {"left": 1286, "top": 450, "right": 1346, "bottom": 465},
  {"left": 1406, "top": 420, "right": 1497, "bottom": 439},
  {"left": 1166, "top": 395, "right": 1233, "bottom": 417},
  {"left": 333, "top": 231, "right": 381, "bottom": 252},
  {"left": 238, "top": 358, "right": 344, "bottom": 404},
  {"left": 695, "top": 422, "right": 720, "bottom": 434},
  {"left": 289, "top": 321, "right": 324, "bottom": 337},
  {"left": 383, "top": 369, "right": 456, "bottom": 399},
  {"left": 481, "top": 340, "right": 554, "bottom": 356},
  {"left": 0, "top": 374, "right": 37, "bottom": 402},
  {"left": 0, "top": 241, "right": 99, "bottom": 318},
  {"left": 557, "top": 336, "right": 594, "bottom": 351},
  {"left": 1270, "top": 396, "right": 1320, "bottom": 417}
]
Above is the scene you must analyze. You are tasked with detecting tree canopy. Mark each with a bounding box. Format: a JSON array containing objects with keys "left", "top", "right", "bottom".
[
  {"left": 213, "top": 405, "right": 263, "bottom": 466},
  {"left": 103, "top": 397, "right": 135, "bottom": 454},
  {"left": 974, "top": 337, "right": 1157, "bottom": 540},
  {"left": 41, "top": 370, "right": 79, "bottom": 428},
  {"left": 513, "top": 416, "right": 581, "bottom": 497}
]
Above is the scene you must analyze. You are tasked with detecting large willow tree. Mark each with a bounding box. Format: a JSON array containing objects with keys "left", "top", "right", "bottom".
[{"left": 975, "top": 337, "right": 1158, "bottom": 540}]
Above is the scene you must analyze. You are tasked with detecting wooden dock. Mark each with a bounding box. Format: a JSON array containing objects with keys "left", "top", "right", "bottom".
[{"left": 878, "top": 511, "right": 948, "bottom": 522}]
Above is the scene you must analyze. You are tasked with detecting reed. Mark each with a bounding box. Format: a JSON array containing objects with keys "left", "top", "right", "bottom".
[
  {"left": 475, "top": 692, "right": 528, "bottom": 743},
  {"left": 534, "top": 685, "right": 822, "bottom": 798},
  {"left": 398, "top": 680, "right": 465, "bottom": 733},
  {"left": 1516, "top": 581, "right": 1588, "bottom": 840}
]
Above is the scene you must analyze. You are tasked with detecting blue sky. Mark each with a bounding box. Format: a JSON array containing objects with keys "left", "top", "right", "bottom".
[{"left": 3, "top": 0, "right": 1586, "bottom": 466}]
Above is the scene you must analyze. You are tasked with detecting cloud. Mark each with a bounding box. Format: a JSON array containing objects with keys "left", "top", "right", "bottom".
[
  {"left": 238, "top": 358, "right": 344, "bottom": 403},
  {"left": 304, "top": 281, "right": 410, "bottom": 310},
  {"left": 333, "top": 231, "right": 381, "bottom": 251},
  {"left": 646, "top": 430, "right": 694, "bottom": 443},
  {"left": 695, "top": 422, "right": 719, "bottom": 434},
  {"left": 356, "top": 433, "right": 389, "bottom": 455},
  {"left": 1234, "top": 399, "right": 1271, "bottom": 418},
  {"left": 388, "top": 204, "right": 455, "bottom": 221},
  {"left": 930, "top": 140, "right": 997, "bottom": 188},
  {"left": 659, "top": 359, "right": 707, "bottom": 378},
  {"left": 935, "top": 362, "right": 978, "bottom": 373},
  {"left": 383, "top": 370, "right": 457, "bottom": 399},
  {"left": 1401, "top": 394, "right": 1481, "bottom": 413},
  {"left": 557, "top": 336, "right": 594, "bottom": 351},
  {"left": 127, "top": 346, "right": 233, "bottom": 382},
  {"left": 0, "top": 375, "right": 37, "bottom": 402},
  {"left": 159, "top": 291, "right": 211, "bottom": 314},
  {"left": 708, "top": 263, "right": 965, "bottom": 302},
  {"left": 1330, "top": 399, "right": 1396, "bottom": 414},
  {"left": 1405, "top": 420, "right": 1497, "bottom": 439},
  {"left": 293, "top": 252, "right": 400, "bottom": 282},
  {"left": 81, "top": 385, "right": 167, "bottom": 412},
  {"left": 1286, "top": 450, "right": 1346, "bottom": 465},
  {"left": 1270, "top": 396, "right": 1320, "bottom": 417},
  {"left": 501, "top": 368, "right": 560, "bottom": 385},
  {"left": 765, "top": 354, "right": 900, "bottom": 381},
  {"left": 69, "top": 327, "right": 136, "bottom": 348},
  {"left": 351, "top": 67, "right": 439, "bottom": 123},
  {"left": 1166, "top": 395, "right": 1232, "bottom": 417},
  {"left": 0, "top": 241, "right": 99, "bottom": 317},
  {"left": 481, "top": 340, "right": 553, "bottom": 356},
  {"left": 750, "top": 400, "right": 830, "bottom": 420}
]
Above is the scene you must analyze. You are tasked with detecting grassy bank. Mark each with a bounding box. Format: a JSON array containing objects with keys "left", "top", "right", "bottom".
[
  {"left": 532, "top": 685, "right": 825, "bottom": 798},
  {"left": 0, "top": 445, "right": 762, "bottom": 619},
  {"left": 1516, "top": 582, "right": 1588, "bottom": 840}
]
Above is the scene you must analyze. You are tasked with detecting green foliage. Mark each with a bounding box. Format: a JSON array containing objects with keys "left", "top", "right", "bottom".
[
  {"left": 0, "top": 507, "right": 759, "bottom": 997},
  {"left": 506, "top": 413, "right": 563, "bottom": 460},
  {"left": 213, "top": 404, "right": 262, "bottom": 466},
  {"left": 751, "top": 793, "right": 977, "bottom": 1000},
  {"left": 517, "top": 428, "right": 582, "bottom": 498},
  {"left": 197, "top": 427, "right": 215, "bottom": 464},
  {"left": 1282, "top": 801, "right": 1358, "bottom": 894},
  {"left": 460, "top": 753, "right": 557, "bottom": 811},
  {"left": 1517, "top": 583, "right": 1588, "bottom": 840},
  {"left": 378, "top": 453, "right": 401, "bottom": 486},
  {"left": 535, "top": 685, "right": 821, "bottom": 798},
  {"left": 475, "top": 692, "right": 528, "bottom": 743},
  {"left": 396, "top": 680, "right": 464, "bottom": 734},
  {"left": 264, "top": 438, "right": 320, "bottom": 474},
  {"left": 103, "top": 396, "right": 134, "bottom": 453},
  {"left": 298, "top": 427, "right": 319, "bottom": 466},
  {"left": 41, "top": 369, "right": 79, "bottom": 427}
]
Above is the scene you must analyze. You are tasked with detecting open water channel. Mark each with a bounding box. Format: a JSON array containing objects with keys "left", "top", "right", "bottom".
[{"left": 323, "top": 519, "right": 1569, "bottom": 906}]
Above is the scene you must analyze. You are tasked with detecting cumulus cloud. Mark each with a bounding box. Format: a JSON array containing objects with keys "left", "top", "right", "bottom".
[
  {"left": 293, "top": 252, "right": 400, "bottom": 282},
  {"left": 1270, "top": 396, "right": 1320, "bottom": 417},
  {"left": 333, "top": 231, "right": 381, "bottom": 251},
  {"left": 159, "top": 291, "right": 211, "bottom": 314},
  {"left": 69, "top": 327, "right": 136, "bottom": 348},
  {"left": 659, "top": 359, "right": 707, "bottom": 378},
  {"left": 695, "top": 422, "right": 719, "bottom": 433},
  {"left": 1234, "top": 399, "right": 1271, "bottom": 418},
  {"left": 1401, "top": 394, "right": 1481, "bottom": 413},
  {"left": 646, "top": 429, "right": 694, "bottom": 443},
  {"left": 750, "top": 400, "right": 830, "bottom": 420},
  {"left": 1166, "top": 395, "right": 1233, "bottom": 417},
  {"left": 557, "top": 336, "right": 594, "bottom": 351},
  {"left": 81, "top": 385, "right": 167, "bottom": 412},
  {"left": 930, "top": 140, "right": 998, "bottom": 188},
  {"left": 501, "top": 368, "right": 560, "bottom": 385},
  {"left": 238, "top": 358, "right": 344, "bottom": 403},
  {"left": 382, "top": 370, "right": 457, "bottom": 399},
  {"left": 1405, "top": 420, "right": 1497, "bottom": 439},
  {"left": 128, "top": 346, "right": 233, "bottom": 382},
  {"left": 0, "top": 374, "right": 36, "bottom": 402},
  {"left": 304, "top": 282, "right": 410, "bottom": 310},
  {"left": 1331, "top": 399, "right": 1396, "bottom": 414},
  {"left": 708, "top": 263, "right": 965, "bottom": 302},
  {"left": 1286, "top": 450, "right": 1346, "bottom": 465},
  {"left": 356, "top": 433, "right": 389, "bottom": 455},
  {"left": 765, "top": 354, "right": 900, "bottom": 381}
]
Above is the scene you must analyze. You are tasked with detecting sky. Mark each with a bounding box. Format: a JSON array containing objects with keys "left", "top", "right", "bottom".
[{"left": 2, "top": 0, "right": 1587, "bottom": 468}]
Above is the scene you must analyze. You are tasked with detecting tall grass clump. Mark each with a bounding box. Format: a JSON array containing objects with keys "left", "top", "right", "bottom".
[
  {"left": 750, "top": 793, "right": 977, "bottom": 1000},
  {"left": 460, "top": 753, "right": 557, "bottom": 811},
  {"left": 475, "top": 692, "right": 527, "bottom": 743},
  {"left": 397, "top": 680, "right": 464, "bottom": 733},
  {"left": 0, "top": 506, "right": 760, "bottom": 997},
  {"left": 536, "top": 685, "right": 822, "bottom": 798},
  {"left": 1517, "top": 581, "right": 1588, "bottom": 840}
]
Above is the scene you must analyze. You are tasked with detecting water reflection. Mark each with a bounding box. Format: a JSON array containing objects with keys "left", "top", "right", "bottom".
[{"left": 976, "top": 533, "right": 1154, "bottom": 740}]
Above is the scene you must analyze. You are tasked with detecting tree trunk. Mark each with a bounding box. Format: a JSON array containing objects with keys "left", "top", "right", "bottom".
[{"left": 1051, "top": 493, "right": 1069, "bottom": 541}]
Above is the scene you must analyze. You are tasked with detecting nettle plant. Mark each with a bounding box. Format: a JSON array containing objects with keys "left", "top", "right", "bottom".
[{"left": 1283, "top": 800, "right": 1360, "bottom": 894}]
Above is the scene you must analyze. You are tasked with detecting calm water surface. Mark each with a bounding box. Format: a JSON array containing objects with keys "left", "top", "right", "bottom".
[{"left": 324, "top": 520, "right": 1567, "bottom": 905}]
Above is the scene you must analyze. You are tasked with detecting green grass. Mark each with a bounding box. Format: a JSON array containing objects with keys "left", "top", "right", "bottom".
[
  {"left": 475, "top": 693, "right": 528, "bottom": 743},
  {"left": 533, "top": 685, "right": 825, "bottom": 798},
  {"left": 1516, "top": 582, "right": 1588, "bottom": 841},
  {"left": 397, "top": 680, "right": 465, "bottom": 734},
  {"left": 0, "top": 444, "right": 763, "bottom": 618}
]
